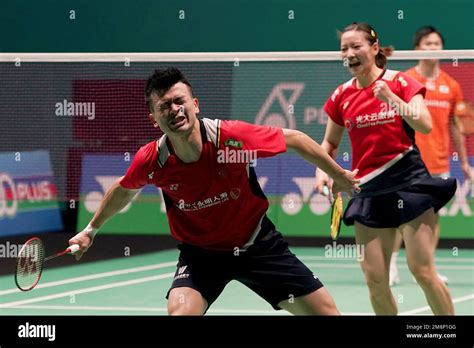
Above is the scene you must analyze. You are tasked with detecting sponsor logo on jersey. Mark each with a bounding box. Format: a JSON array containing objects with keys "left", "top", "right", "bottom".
[
  {"left": 398, "top": 76, "right": 408, "bottom": 87},
  {"left": 425, "top": 81, "right": 436, "bottom": 91},
  {"left": 424, "top": 99, "right": 451, "bottom": 109},
  {"left": 439, "top": 85, "right": 450, "bottom": 94},
  {"left": 230, "top": 188, "right": 241, "bottom": 200},
  {"left": 224, "top": 138, "right": 243, "bottom": 149},
  {"left": 354, "top": 108, "right": 397, "bottom": 128},
  {"left": 344, "top": 118, "right": 355, "bottom": 132},
  {"left": 174, "top": 265, "right": 189, "bottom": 279},
  {"left": 176, "top": 192, "right": 230, "bottom": 211}
]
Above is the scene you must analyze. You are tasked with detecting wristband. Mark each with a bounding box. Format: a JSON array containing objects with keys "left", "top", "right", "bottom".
[{"left": 84, "top": 222, "right": 99, "bottom": 238}]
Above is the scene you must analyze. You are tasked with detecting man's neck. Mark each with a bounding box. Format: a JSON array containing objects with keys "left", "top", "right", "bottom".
[
  {"left": 416, "top": 60, "right": 440, "bottom": 79},
  {"left": 167, "top": 120, "right": 203, "bottom": 163}
]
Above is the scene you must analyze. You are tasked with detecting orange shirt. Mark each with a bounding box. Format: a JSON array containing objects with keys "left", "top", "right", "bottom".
[{"left": 405, "top": 67, "right": 464, "bottom": 174}]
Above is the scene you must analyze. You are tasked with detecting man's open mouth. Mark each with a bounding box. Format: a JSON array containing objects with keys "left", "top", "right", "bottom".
[{"left": 169, "top": 115, "right": 186, "bottom": 129}]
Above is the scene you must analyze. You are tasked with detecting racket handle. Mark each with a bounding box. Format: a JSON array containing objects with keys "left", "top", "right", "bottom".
[
  {"left": 322, "top": 185, "right": 330, "bottom": 196},
  {"left": 322, "top": 185, "right": 335, "bottom": 204},
  {"left": 67, "top": 244, "right": 80, "bottom": 254}
]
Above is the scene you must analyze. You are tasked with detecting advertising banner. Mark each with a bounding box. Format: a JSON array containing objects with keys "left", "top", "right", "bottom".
[
  {"left": 77, "top": 154, "right": 169, "bottom": 235},
  {"left": 0, "top": 150, "right": 63, "bottom": 236},
  {"left": 230, "top": 62, "right": 473, "bottom": 238}
]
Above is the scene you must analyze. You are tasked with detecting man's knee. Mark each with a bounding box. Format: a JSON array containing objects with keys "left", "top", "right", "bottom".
[
  {"left": 167, "top": 288, "right": 207, "bottom": 315},
  {"left": 279, "top": 288, "right": 340, "bottom": 315},
  {"left": 167, "top": 301, "right": 202, "bottom": 315}
]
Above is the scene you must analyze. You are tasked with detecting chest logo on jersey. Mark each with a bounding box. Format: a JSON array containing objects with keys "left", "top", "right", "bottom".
[
  {"left": 349, "top": 104, "right": 398, "bottom": 130},
  {"left": 397, "top": 76, "right": 408, "bottom": 87},
  {"left": 424, "top": 99, "right": 451, "bottom": 109},
  {"left": 439, "top": 85, "right": 450, "bottom": 94},
  {"left": 218, "top": 140, "right": 257, "bottom": 165},
  {"left": 230, "top": 188, "right": 241, "bottom": 200},
  {"left": 344, "top": 118, "right": 355, "bottom": 132},
  {"left": 148, "top": 172, "right": 154, "bottom": 180},
  {"left": 176, "top": 192, "right": 230, "bottom": 211},
  {"left": 224, "top": 138, "right": 243, "bottom": 149},
  {"left": 169, "top": 184, "right": 179, "bottom": 191},
  {"left": 425, "top": 81, "right": 436, "bottom": 91},
  {"left": 342, "top": 101, "right": 349, "bottom": 110}
]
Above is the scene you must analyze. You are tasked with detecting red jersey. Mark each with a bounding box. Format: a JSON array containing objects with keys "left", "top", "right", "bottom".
[
  {"left": 324, "top": 69, "right": 426, "bottom": 184},
  {"left": 405, "top": 67, "right": 464, "bottom": 174},
  {"left": 120, "top": 118, "right": 286, "bottom": 250}
]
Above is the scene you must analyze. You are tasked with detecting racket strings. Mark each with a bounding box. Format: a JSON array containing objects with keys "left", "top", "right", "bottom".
[{"left": 15, "top": 238, "right": 45, "bottom": 291}]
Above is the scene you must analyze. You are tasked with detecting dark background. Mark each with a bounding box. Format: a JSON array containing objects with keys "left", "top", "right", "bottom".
[{"left": 1, "top": 0, "right": 473, "bottom": 52}]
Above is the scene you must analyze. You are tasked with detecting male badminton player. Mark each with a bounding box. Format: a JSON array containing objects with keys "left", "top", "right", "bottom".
[
  {"left": 70, "top": 67, "right": 360, "bottom": 315},
  {"left": 314, "top": 23, "right": 455, "bottom": 315}
]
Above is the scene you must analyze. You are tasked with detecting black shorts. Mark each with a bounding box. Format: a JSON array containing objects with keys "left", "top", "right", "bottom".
[
  {"left": 166, "top": 216, "right": 323, "bottom": 311},
  {"left": 344, "top": 177, "right": 457, "bottom": 228},
  {"left": 343, "top": 147, "right": 457, "bottom": 228}
]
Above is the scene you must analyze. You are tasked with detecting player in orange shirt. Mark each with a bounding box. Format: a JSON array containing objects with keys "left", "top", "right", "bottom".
[{"left": 390, "top": 26, "right": 472, "bottom": 286}]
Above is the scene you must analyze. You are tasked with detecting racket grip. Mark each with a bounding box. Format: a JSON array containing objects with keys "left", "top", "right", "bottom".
[
  {"left": 68, "top": 244, "right": 80, "bottom": 254},
  {"left": 322, "top": 185, "right": 335, "bottom": 204},
  {"left": 322, "top": 186, "right": 330, "bottom": 196}
]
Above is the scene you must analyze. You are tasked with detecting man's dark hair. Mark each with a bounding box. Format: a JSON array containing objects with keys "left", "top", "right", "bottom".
[
  {"left": 413, "top": 26, "right": 445, "bottom": 48},
  {"left": 145, "top": 67, "right": 193, "bottom": 112}
]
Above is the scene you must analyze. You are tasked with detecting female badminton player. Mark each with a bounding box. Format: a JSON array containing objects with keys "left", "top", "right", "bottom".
[{"left": 315, "top": 22, "right": 456, "bottom": 315}]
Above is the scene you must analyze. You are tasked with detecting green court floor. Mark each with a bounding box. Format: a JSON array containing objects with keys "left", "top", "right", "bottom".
[{"left": 1, "top": 247, "right": 473, "bottom": 315}]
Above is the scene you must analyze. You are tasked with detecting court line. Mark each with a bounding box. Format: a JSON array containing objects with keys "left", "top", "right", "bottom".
[
  {"left": 7, "top": 304, "right": 286, "bottom": 315},
  {"left": 0, "top": 261, "right": 176, "bottom": 295},
  {"left": 2, "top": 265, "right": 471, "bottom": 315},
  {"left": 301, "top": 256, "right": 474, "bottom": 263},
  {"left": 14, "top": 305, "right": 168, "bottom": 312},
  {"left": 1, "top": 261, "right": 471, "bottom": 296},
  {"left": 0, "top": 273, "right": 174, "bottom": 309},
  {"left": 400, "top": 293, "right": 474, "bottom": 315},
  {"left": 305, "top": 263, "right": 474, "bottom": 270},
  {"left": 10, "top": 304, "right": 372, "bottom": 316},
  {"left": 0, "top": 264, "right": 387, "bottom": 310}
]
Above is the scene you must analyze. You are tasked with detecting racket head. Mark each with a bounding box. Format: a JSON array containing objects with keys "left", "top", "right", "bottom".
[
  {"left": 15, "top": 237, "right": 45, "bottom": 291},
  {"left": 330, "top": 193, "right": 343, "bottom": 240}
]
